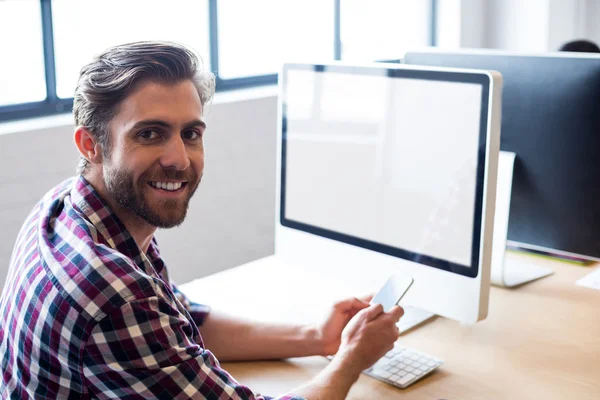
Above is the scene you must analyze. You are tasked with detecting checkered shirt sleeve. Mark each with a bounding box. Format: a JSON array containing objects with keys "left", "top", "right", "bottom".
[
  {"left": 171, "top": 282, "right": 212, "bottom": 327},
  {"left": 83, "top": 296, "right": 305, "bottom": 399}
]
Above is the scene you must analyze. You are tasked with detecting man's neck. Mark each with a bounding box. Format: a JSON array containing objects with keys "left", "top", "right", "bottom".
[{"left": 83, "top": 172, "right": 156, "bottom": 253}]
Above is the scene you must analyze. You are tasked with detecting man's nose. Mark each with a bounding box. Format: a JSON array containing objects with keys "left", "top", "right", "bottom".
[{"left": 160, "top": 135, "right": 191, "bottom": 171}]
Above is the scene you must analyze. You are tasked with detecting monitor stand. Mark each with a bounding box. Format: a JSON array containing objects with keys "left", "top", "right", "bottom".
[
  {"left": 396, "top": 151, "right": 552, "bottom": 333},
  {"left": 491, "top": 151, "right": 554, "bottom": 287},
  {"left": 397, "top": 304, "right": 436, "bottom": 334}
]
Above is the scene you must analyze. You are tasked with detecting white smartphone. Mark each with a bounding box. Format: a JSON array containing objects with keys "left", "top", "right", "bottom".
[{"left": 370, "top": 271, "right": 414, "bottom": 312}]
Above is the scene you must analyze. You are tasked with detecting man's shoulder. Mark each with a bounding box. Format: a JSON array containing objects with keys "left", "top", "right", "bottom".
[
  {"left": 39, "top": 176, "right": 78, "bottom": 208},
  {"left": 32, "top": 178, "right": 165, "bottom": 321},
  {"left": 61, "top": 240, "right": 166, "bottom": 321}
]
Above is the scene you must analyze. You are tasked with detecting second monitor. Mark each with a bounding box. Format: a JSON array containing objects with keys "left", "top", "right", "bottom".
[{"left": 404, "top": 50, "right": 600, "bottom": 263}]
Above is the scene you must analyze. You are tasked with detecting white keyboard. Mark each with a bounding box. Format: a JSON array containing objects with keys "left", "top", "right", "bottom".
[{"left": 363, "top": 345, "right": 443, "bottom": 389}]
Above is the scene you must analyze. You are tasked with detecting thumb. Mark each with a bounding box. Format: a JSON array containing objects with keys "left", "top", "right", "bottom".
[
  {"left": 361, "top": 303, "right": 384, "bottom": 321},
  {"left": 388, "top": 305, "right": 405, "bottom": 321},
  {"left": 359, "top": 293, "right": 375, "bottom": 303}
]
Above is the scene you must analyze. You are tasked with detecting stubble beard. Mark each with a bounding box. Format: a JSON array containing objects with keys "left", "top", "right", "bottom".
[{"left": 103, "top": 165, "right": 201, "bottom": 229}]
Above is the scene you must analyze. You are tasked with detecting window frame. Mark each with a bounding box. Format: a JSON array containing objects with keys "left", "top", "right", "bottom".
[{"left": 0, "top": 0, "right": 437, "bottom": 122}]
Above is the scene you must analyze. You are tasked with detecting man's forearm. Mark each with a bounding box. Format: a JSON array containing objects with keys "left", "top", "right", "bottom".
[
  {"left": 286, "top": 355, "right": 362, "bottom": 400},
  {"left": 199, "top": 309, "right": 325, "bottom": 361}
]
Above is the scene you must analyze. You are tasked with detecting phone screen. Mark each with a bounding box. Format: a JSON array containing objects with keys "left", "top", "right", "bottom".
[{"left": 370, "top": 272, "right": 414, "bottom": 312}]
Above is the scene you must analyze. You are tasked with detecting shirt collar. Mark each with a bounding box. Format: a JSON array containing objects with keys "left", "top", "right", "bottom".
[{"left": 70, "top": 175, "right": 164, "bottom": 276}]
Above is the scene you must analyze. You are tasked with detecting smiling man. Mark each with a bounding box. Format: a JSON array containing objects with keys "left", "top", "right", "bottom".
[{"left": 0, "top": 41, "right": 403, "bottom": 399}]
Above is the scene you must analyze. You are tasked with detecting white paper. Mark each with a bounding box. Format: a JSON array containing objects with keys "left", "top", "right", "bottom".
[{"left": 576, "top": 267, "right": 600, "bottom": 290}]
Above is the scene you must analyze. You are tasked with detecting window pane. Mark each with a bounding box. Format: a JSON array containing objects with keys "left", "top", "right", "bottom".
[
  {"left": 341, "top": 0, "right": 431, "bottom": 61},
  {"left": 52, "top": 0, "right": 210, "bottom": 99},
  {"left": 218, "top": 0, "right": 334, "bottom": 79},
  {"left": 0, "top": 0, "right": 46, "bottom": 106}
]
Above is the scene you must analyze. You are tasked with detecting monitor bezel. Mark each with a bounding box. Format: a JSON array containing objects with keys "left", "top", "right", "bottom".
[{"left": 279, "top": 63, "right": 492, "bottom": 278}]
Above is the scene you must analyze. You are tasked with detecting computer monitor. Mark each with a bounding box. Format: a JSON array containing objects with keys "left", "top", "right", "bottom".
[
  {"left": 276, "top": 62, "right": 502, "bottom": 324},
  {"left": 404, "top": 49, "right": 600, "bottom": 262}
]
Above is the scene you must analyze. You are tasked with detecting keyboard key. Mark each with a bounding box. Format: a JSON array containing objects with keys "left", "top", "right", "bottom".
[
  {"left": 380, "top": 371, "right": 393, "bottom": 379},
  {"left": 393, "top": 372, "right": 417, "bottom": 386}
]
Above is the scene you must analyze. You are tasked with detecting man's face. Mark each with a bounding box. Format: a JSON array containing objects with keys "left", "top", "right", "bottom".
[{"left": 102, "top": 79, "right": 206, "bottom": 228}]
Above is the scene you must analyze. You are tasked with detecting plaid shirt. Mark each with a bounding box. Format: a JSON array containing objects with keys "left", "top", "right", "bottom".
[{"left": 0, "top": 176, "right": 304, "bottom": 400}]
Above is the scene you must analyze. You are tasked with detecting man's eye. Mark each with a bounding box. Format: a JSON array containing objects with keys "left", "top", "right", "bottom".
[
  {"left": 139, "top": 130, "right": 159, "bottom": 139},
  {"left": 183, "top": 130, "right": 201, "bottom": 140}
]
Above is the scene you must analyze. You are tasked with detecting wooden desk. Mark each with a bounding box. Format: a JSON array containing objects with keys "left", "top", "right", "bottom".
[{"left": 179, "top": 252, "right": 600, "bottom": 400}]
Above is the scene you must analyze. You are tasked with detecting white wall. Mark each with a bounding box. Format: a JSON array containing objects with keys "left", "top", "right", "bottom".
[
  {"left": 436, "top": 0, "right": 487, "bottom": 49},
  {"left": 459, "top": 0, "right": 487, "bottom": 48},
  {"left": 547, "top": 0, "right": 586, "bottom": 50},
  {"left": 583, "top": 0, "right": 600, "bottom": 44},
  {"left": 0, "top": 92, "right": 278, "bottom": 295},
  {"left": 436, "top": 0, "right": 462, "bottom": 48},
  {"left": 439, "top": 0, "right": 595, "bottom": 52},
  {"left": 485, "top": 0, "right": 550, "bottom": 51}
]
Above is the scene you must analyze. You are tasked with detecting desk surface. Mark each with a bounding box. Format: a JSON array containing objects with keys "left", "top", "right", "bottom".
[{"left": 180, "top": 252, "right": 600, "bottom": 400}]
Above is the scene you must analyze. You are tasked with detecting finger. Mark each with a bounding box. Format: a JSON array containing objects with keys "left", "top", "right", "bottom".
[
  {"left": 348, "top": 298, "right": 371, "bottom": 317},
  {"left": 359, "top": 293, "right": 375, "bottom": 303},
  {"left": 363, "top": 303, "right": 385, "bottom": 321},
  {"left": 350, "top": 296, "right": 371, "bottom": 309},
  {"left": 334, "top": 297, "right": 369, "bottom": 313},
  {"left": 388, "top": 305, "right": 405, "bottom": 321}
]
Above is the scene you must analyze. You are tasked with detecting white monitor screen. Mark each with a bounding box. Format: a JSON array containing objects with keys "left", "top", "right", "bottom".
[{"left": 281, "top": 64, "right": 490, "bottom": 276}]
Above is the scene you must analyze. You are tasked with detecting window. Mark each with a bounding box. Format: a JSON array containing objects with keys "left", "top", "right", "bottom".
[
  {"left": 0, "top": 0, "right": 46, "bottom": 106},
  {"left": 0, "top": 0, "right": 435, "bottom": 122},
  {"left": 341, "top": 0, "right": 432, "bottom": 61},
  {"left": 217, "top": 0, "right": 334, "bottom": 78},
  {"left": 52, "top": 0, "right": 209, "bottom": 99}
]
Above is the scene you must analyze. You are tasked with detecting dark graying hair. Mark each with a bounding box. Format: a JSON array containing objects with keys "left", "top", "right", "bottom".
[{"left": 73, "top": 41, "right": 216, "bottom": 174}]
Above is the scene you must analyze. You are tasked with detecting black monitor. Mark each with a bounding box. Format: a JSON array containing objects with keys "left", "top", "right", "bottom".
[{"left": 404, "top": 50, "right": 600, "bottom": 261}]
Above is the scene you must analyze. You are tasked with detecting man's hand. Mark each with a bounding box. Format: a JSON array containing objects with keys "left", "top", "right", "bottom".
[
  {"left": 336, "top": 303, "right": 404, "bottom": 374},
  {"left": 315, "top": 295, "right": 373, "bottom": 356},
  {"left": 290, "top": 303, "right": 404, "bottom": 400}
]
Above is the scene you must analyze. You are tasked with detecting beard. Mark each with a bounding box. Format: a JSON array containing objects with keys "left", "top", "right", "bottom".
[{"left": 103, "top": 164, "right": 201, "bottom": 229}]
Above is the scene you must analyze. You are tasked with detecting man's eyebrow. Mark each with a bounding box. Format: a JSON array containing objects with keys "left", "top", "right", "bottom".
[
  {"left": 130, "top": 119, "right": 171, "bottom": 130},
  {"left": 183, "top": 119, "right": 207, "bottom": 130},
  {"left": 130, "top": 119, "right": 206, "bottom": 131}
]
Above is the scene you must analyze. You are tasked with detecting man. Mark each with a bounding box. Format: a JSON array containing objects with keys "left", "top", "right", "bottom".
[
  {"left": 0, "top": 41, "right": 403, "bottom": 399},
  {"left": 558, "top": 39, "right": 600, "bottom": 53}
]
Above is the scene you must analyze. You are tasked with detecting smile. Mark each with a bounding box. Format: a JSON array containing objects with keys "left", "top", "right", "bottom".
[{"left": 149, "top": 181, "right": 187, "bottom": 191}]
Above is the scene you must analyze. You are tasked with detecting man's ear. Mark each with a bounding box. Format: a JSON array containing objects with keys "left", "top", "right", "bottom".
[{"left": 74, "top": 126, "right": 103, "bottom": 164}]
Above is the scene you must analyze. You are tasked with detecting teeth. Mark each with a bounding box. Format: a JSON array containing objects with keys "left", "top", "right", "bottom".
[{"left": 151, "top": 182, "right": 183, "bottom": 191}]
